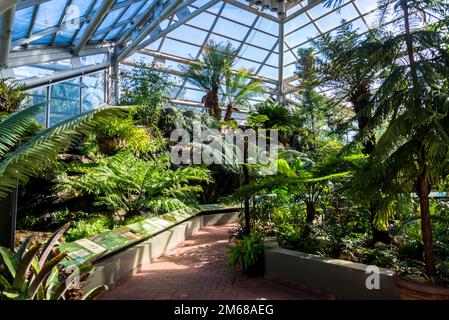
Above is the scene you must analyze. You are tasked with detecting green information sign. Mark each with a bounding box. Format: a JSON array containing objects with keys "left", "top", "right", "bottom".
[{"left": 60, "top": 208, "right": 200, "bottom": 267}]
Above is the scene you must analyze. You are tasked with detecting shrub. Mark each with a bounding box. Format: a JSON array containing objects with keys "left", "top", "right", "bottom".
[
  {"left": 91, "top": 115, "right": 156, "bottom": 155},
  {"left": 59, "top": 151, "right": 212, "bottom": 216},
  {"left": 228, "top": 232, "right": 265, "bottom": 270},
  {"left": 64, "top": 215, "right": 111, "bottom": 242}
]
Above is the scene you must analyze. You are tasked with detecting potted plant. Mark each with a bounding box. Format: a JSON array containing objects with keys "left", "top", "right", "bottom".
[
  {"left": 393, "top": 262, "right": 449, "bottom": 300},
  {"left": 228, "top": 231, "right": 265, "bottom": 277}
]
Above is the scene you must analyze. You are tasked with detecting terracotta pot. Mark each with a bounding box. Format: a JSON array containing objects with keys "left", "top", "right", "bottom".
[
  {"left": 394, "top": 275, "right": 449, "bottom": 300},
  {"left": 97, "top": 136, "right": 126, "bottom": 155}
]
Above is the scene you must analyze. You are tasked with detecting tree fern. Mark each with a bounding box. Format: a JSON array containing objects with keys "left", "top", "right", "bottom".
[{"left": 59, "top": 151, "right": 212, "bottom": 216}]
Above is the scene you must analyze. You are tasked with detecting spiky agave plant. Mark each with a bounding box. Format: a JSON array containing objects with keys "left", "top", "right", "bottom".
[{"left": 0, "top": 222, "right": 106, "bottom": 300}]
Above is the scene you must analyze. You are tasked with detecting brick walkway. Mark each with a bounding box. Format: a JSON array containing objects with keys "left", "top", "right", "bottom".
[{"left": 98, "top": 224, "right": 322, "bottom": 300}]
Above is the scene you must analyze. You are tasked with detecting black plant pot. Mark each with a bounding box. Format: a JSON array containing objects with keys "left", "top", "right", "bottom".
[{"left": 243, "top": 255, "right": 265, "bottom": 278}]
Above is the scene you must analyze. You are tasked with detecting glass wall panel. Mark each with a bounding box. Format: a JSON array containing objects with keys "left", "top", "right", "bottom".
[
  {"left": 50, "top": 78, "right": 81, "bottom": 127},
  {"left": 82, "top": 72, "right": 105, "bottom": 112},
  {"left": 26, "top": 87, "right": 48, "bottom": 125}
]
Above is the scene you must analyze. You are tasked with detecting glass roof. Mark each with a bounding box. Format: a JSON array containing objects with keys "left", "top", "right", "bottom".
[{"left": 0, "top": 0, "right": 402, "bottom": 107}]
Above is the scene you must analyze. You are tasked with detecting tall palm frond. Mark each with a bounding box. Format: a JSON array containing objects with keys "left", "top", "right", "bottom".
[
  {"left": 221, "top": 68, "right": 263, "bottom": 118},
  {"left": 0, "top": 103, "right": 45, "bottom": 158},
  {"left": 179, "top": 41, "right": 237, "bottom": 92}
]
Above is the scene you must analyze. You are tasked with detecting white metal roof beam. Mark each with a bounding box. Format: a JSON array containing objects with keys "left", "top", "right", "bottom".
[
  {"left": 224, "top": 0, "right": 280, "bottom": 23},
  {"left": 73, "top": 0, "right": 115, "bottom": 56},
  {"left": 115, "top": 0, "right": 161, "bottom": 47},
  {"left": 174, "top": 1, "right": 227, "bottom": 99},
  {"left": 0, "top": 7, "right": 15, "bottom": 68},
  {"left": 115, "top": 0, "right": 185, "bottom": 61},
  {"left": 134, "top": 0, "right": 223, "bottom": 52},
  {"left": 0, "top": 0, "right": 19, "bottom": 15},
  {"left": 137, "top": 49, "right": 278, "bottom": 85},
  {"left": 284, "top": 0, "right": 325, "bottom": 23},
  {"left": 8, "top": 45, "right": 111, "bottom": 68},
  {"left": 117, "top": 0, "right": 216, "bottom": 61}
]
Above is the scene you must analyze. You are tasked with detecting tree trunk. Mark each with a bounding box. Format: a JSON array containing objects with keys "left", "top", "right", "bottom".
[
  {"left": 306, "top": 201, "right": 316, "bottom": 224},
  {"left": 203, "top": 86, "right": 221, "bottom": 120},
  {"left": 224, "top": 103, "right": 234, "bottom": 121},
  {"left": 211, "top": 86, "right": 221, "bottom": 121},
  {"left": 402, "top": 1, "right": 435, "bottom": 276},
  {"left": 243, "top": 137, "right": 251, "bottom": 235},
  {"left": 351, "top": 83, "right": 390, "bottom": 243},
  {"left": 417, "top": 158, "right": 436, "bottom": 276},
  {"left": 303, "top": 201, "right": 316, "bottom": 237}
]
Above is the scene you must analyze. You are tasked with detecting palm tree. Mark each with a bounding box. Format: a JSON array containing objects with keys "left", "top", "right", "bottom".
[
  {"left": 221, "top": 68, "right": 263, "bottom": 121},
  {"left": 180, "top": 41, "right": 237, "bottom": 121},
  {"left": 310, "top": 24, "right": 391, "bottom": 243},
  {"left": 325, "top": 0, "right": 449, "bottom": 276}
]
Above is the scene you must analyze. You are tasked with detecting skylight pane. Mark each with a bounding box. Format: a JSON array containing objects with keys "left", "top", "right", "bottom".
[
  {"left": 32, "top": 0, "right": 68, "bottom": 34},
  {"left": 159, "top": 38, "right": 200, "bottom": 59},
  {"left": 246, "top": 29, "right": 278, "bottom": 50},
  {"left": 213, "top": 18, "right": 249, "bottom": 41},
  {"left": 166, "top": 25, "right": 208, "bottom": 47},
  {"left": 12, "top": 7, "right": 34, "bottom": 41},
  {"left": 220, "top": 3, "right": 257, "bottom": 27}
]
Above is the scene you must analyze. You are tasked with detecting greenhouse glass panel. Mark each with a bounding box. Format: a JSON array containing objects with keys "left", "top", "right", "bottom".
[
  {"left": 26, "top": 86, "right": 48, "bottom": 125},
  {"left": 82, "top": 72, "right": 105, "bottom": 112},
  {"left": 50, "top": 78, "right": 81, "bottom": 127}
]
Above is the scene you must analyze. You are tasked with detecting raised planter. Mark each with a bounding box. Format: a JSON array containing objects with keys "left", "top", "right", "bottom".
[
  {"left": 394, "top": 276, "right": 449, "bottom": 300},
  {"left": 264, "top": 247, "right": 400, "bottom": 300}
]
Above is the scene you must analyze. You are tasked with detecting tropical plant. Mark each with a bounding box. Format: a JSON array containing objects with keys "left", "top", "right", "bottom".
[
  {"left": 249, "top": 98, "right": 292, "bottom": 132},
  {"left": 309, "top": 23, "right": 391, "bottom": 243},
  {"left": 221, "top": 68, "right": 263, "bottom": 121},
  {"left": 295, "top": 48, "right": 331, "bottom": 143},
  {"left": 325, "top": 0, "right": 449, "bottom": 276},
  {"left": 0, "top": 223, "right": 106, "bottom": 300},
  {"left": 0, "top": 103, "right": 121, "bottom": 199},
  {"left": 119, "top": 62, "right": 172, "bottom": 129},
  {"left": 0, "top": 78, "right": 26, "bottom": 117},
  {"left": 228, "top": 231, "right": 265, "bottom": 274},
  {"left": 180, "top": 41, "right": 238, "bottom": 120},
  {"left": 58, "top": 151, "right": 212, "bottom": 216},
  {"left": 232, "top": 148, "right": 360, "bottom": 237},
  {"left": 91, "top": 113, "right": 158, "bottom": 156},
  {"left": 64, "top": 215, "right": 112, "bottom": 242}
]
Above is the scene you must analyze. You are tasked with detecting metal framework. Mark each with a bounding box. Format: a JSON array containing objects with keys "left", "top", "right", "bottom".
[{"left": 0, "top": 0, "right": 390, "bottom": 110}]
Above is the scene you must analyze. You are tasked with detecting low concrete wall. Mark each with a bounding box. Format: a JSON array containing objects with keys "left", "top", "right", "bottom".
[
  {"left": 85, "top": 212, "right": 238, "bottom": 292},
  {"left": 265, "top": 248, "right": 400, "bottom": 300}
]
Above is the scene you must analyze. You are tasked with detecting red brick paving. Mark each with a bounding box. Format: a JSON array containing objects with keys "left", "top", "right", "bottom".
[{"left": 98, "top": 224, "right": 323, "bottom": 300}]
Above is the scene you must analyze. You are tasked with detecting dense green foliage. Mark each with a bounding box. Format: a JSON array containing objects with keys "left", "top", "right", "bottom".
[
  {"left": 58, "top": 151, "right": 211, "bottom": 216},
  {"left": 228, "top": 231, "right": 265, "bottom": 270},
  {"left": 0, "top": 223, "right": 106, "bottom": 300}
]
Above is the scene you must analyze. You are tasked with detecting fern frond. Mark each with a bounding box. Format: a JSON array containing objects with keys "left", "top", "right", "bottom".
[{"left": 0, "top": 106, "right": 122, "bottom": 198}]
